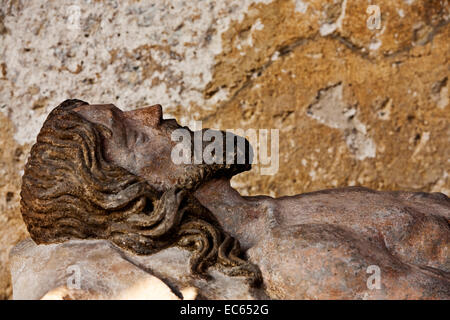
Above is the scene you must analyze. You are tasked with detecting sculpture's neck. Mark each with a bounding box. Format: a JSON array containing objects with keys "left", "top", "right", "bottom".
[{"left": 193, "top": 178, "right": 265, "bottom": 250}]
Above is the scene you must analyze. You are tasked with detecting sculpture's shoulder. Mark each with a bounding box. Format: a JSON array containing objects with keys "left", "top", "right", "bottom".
[
  {"left": 270, "top": 187, "right": 449, "bottom": 271},
  {"left": 248, "top": 221, "right": 449, "bottom": 299},
  {"left": 246, "top": 187, "right": 450, "bottom": 299}
]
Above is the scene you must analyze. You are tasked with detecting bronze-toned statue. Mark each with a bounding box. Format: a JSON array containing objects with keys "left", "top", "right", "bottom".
[
  {"left": 18, "top": 99, "right": 449, "bottom": 299},
  {"left": 20, "top": 99, "right": 260, "bottom": 285}
]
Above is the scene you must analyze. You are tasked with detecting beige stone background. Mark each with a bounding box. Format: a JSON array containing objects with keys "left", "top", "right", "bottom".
[{"left": 0, "top": 0, "right": 448, "bottom": 299}]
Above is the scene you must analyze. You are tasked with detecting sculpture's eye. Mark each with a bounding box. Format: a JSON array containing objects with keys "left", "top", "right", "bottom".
[{"left": 136, "top": 132, "right": 148, "bottom": 144}]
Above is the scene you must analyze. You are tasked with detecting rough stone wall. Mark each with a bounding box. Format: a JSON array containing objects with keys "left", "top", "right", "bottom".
[
  {"left": 0, "top": 0, "right": 448, "bottom": 299},
  {"left": 0, "top": 112, "right": 28, "bottom": 299}
]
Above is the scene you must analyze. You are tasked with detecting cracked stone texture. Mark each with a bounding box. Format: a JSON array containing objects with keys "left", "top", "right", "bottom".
[
  {"left": 0, "top": 112, "right": 29, "bottom": 300},
  {"left": 10, "top": 239, "right": 265, "bottom": 300},
  {"left": 0, "top": 0, "right": 449, "bottom": 298}
]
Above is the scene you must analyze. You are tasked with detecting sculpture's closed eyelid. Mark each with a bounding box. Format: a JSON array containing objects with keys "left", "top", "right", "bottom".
[
  {"left": 124, "top": 127, "right": 148, "bottom": 148},
  {"left": 136, "top": 131, "right": 148, "bottom": 144}
]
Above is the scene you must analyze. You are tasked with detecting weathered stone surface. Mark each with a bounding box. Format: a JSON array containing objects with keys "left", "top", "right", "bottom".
[
  {"left": 194, "top": 181, "right": 450, "bottom": 299},
  {"left": 10, "top": 238, "right": 264, "bottom": 300},
  {"left": 1, "top": 0, "right": 449, "bottom": 299},
  {"left": 201, "top": 0, "right": 450, "bottom": 197},
  {"left": 0, "top": 112, "right": 29, "bottom": 300},
  {"left": 251, "top": 189, "right": 450, "bottom": 299},
  {"left": 11, "top": 186, "right": 450, "bottom": 300}
]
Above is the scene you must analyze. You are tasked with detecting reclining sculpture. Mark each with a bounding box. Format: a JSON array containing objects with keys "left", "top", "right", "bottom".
[{"left": 17, "top": 99, "right": 449, "bottom": 299}]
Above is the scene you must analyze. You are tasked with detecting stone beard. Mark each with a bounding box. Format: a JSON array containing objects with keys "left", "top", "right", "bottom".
[{"left": 20, "top": 99, "right": 261, "bottom": 285}]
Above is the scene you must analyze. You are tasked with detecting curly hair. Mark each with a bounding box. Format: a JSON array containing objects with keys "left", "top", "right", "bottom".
[{"left": 21, "top": 99, "right": 261, "bottom": 285}]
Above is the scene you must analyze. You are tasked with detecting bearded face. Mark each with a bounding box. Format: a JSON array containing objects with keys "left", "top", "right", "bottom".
[
  {"left": 20, "top": 99, "right": 260, "bottom": 285},
  {"left": 73, "top": 102, "right": 251, "bottom": 192}
]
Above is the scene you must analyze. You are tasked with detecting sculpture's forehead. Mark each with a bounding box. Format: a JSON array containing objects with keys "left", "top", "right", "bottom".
[
  {"left": 73, "top": 103, "right": 164, "bottom": 129},
  {"left": 73, "top": 103, "right": 123, "bottom": 127},
  {"left": 89, "top": 103, "right": 121, "bottom": 109},
  {"left": 74, "top": 103, "right": 122, "bottom": 115}
]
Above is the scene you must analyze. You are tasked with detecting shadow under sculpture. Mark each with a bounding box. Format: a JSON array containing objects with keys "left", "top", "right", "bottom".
[{"left": 19, "top": 99, "right": 450, "bottom": 299}]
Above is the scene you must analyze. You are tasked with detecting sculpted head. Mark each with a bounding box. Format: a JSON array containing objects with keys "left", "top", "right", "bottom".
[
  {"left": 73, "top": 100, "right": 250, "bottom": 192},
  {"left": 21, "top": 99, "right": 260, "bottom": 284}
]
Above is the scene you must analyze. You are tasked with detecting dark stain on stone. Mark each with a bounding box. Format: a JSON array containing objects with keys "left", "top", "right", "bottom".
[{"left": 6, "top": 192, "right": 14, "bottom": 202}]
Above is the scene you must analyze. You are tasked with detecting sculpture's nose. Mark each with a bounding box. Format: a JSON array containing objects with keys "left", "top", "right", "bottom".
[{"left": 125, "top": 104, "right": 163, "bottom": 127}]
